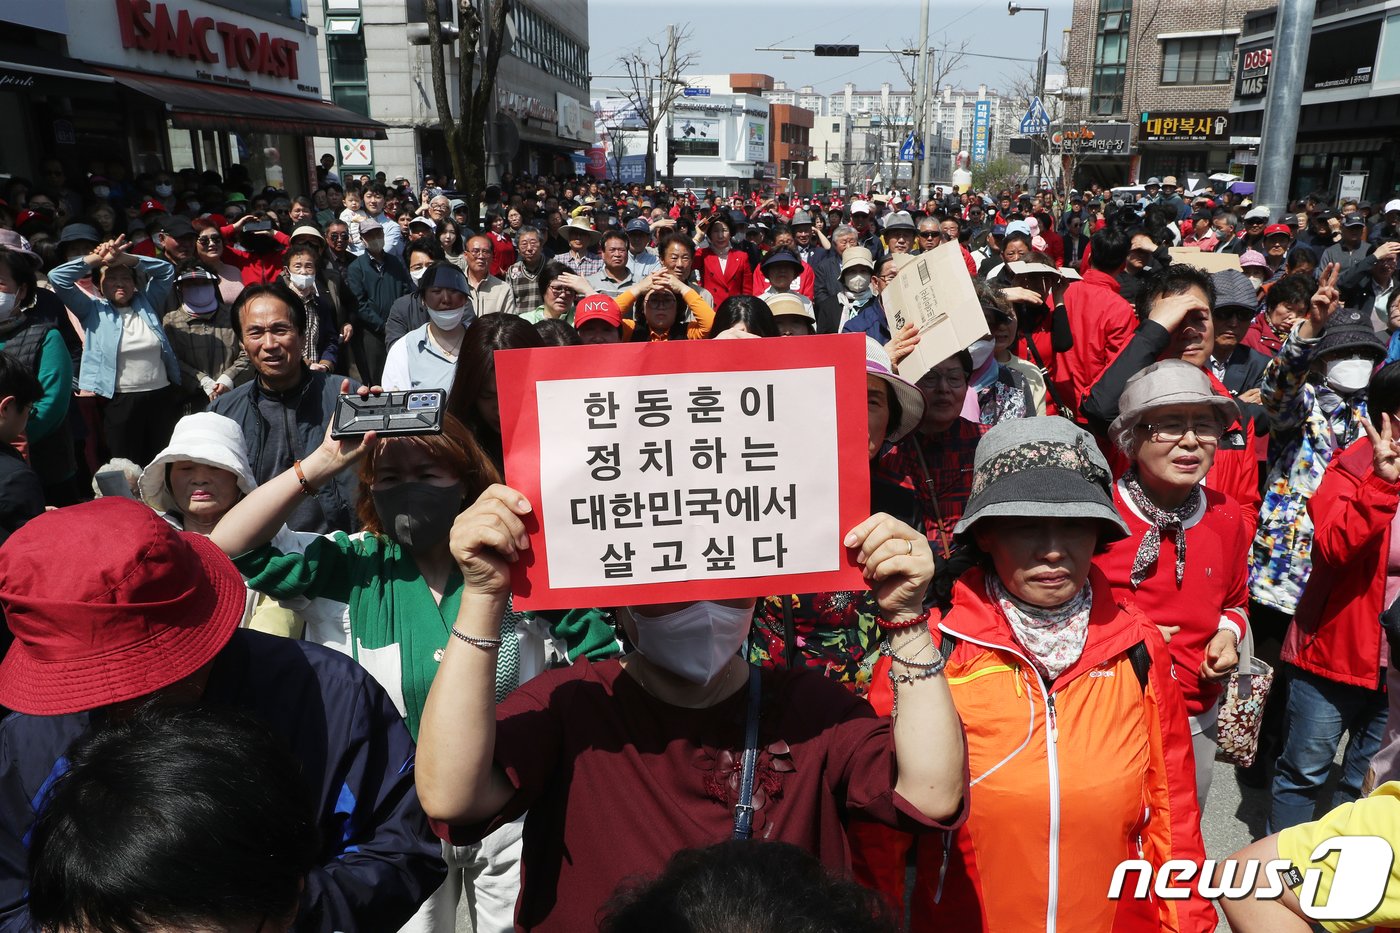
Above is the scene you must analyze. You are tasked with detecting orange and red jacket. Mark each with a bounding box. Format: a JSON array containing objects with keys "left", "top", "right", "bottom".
[
  {"left": 1285, "top": 435, "right": 1396, "bottom": 690},
  {"left": 869, "top": 567, "right": 1215, "bottom": 933}
]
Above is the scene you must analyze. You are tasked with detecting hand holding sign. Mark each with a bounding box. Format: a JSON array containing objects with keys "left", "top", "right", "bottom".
[
  {"left": 496, "top": 335, "right": 870, "bottom": 610},
  {"left": 879, "top": 242, "right": 989, "bottom": 384},
  {"left": 450, "top": 484, "right": 533, "bottom": 597}
]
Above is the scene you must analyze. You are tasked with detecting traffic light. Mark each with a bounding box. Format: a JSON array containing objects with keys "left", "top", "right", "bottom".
[{"left": 814, "top": 44, "right": 860, "bottom": 57}]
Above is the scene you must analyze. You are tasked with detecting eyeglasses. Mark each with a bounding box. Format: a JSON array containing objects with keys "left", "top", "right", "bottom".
[
  {"left": 547, "top": 284, "right": 573, "bottom": 295},
  {"left": 1138, "top": 420, "right": 1225, "bottom": 444},
  {"left": 326, "top": 233, "right": 349, "bottom": 241},
  {"left": 918, "top": 230, "right": 939, "bottom": 237},
  {"left": 919, "top": 371, "right": 967, "bottom": 390},
  {"left": 196, "top": 236, "right": 222, "bottom": 246}
]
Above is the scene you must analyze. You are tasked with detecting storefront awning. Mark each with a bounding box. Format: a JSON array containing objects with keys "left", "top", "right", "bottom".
[
  {"left": 95, "top": 68, "right": 387, "bottom": 140},
  {"left": 1295, "top": 138, "right": 1389, "bottom": 155},
  {"left": 0, "top": 44, "right": 114, "bottom": 89}
]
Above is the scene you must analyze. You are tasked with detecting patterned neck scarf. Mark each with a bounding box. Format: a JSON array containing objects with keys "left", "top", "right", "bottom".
[
  {"left": 299, "top": 293, "right": 321, "bottom": 366},
  {"left": 1122, "top": 469, "right": 1202, "bottom": 588},
  {"left": 987, "top": 573, "right": 1092, "bottom": 682}
]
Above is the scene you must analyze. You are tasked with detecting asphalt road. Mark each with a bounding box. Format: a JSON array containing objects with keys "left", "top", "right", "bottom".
[{"left": 1200, "top": 756, "right": 1271, "bottom": 930}]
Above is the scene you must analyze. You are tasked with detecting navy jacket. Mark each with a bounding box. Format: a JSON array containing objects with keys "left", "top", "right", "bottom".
[
  {"left": 211, "top": 368, "right": 359, "bottom": 534},
  {"left": 0, "top": 630, "right": 446, "bottom": 932}
]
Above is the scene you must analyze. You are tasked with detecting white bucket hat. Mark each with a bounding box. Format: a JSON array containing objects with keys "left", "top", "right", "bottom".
[{"left": 139, "top": 413, "right": 256, "bottom": 514}]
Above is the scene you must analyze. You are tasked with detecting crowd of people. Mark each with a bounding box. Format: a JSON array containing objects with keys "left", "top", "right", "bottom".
[{"left": 2, "top": 152, "right": 1400, "bottom": 932}]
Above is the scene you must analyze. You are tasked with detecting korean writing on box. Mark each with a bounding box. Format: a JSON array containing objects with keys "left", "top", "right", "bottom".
[{"left": 535, "top": 367, "right": 840, "bottom": 591}]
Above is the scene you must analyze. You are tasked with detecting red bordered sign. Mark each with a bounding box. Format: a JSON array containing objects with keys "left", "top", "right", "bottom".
[{"left": 497, "top": 334, "right": 871, "bottom": 610}]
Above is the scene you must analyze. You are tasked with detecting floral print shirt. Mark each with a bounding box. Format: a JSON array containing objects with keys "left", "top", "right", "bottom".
[{"left": 1249, "top": 328, "right": 1368, "bottom": 613}]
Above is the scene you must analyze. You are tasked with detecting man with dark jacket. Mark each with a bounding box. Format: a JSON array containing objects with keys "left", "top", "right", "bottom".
[
  {"left": 0, "top": 499, "right": 446, "bottom": 933},
  {"left": 1339, "top": 239, "right": 1400, "bottom": 331},
  {"left": 344, "top": 218, "right": 411, "bottom": 384},
  {"left": 210, "top": 282, "right": 359, "bottom": 533}
]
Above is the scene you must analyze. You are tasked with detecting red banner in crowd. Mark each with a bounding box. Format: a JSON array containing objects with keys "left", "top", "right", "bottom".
[{"left": 497, "top": 335, "right": 871, "bottom": 610}]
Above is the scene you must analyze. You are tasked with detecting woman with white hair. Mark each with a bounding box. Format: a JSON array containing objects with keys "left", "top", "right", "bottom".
[{"left": 1094, "top": 360, "right": 1249, "bottom": 804}]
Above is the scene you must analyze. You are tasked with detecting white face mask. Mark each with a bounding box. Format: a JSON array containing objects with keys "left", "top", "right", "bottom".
[
  {"left": 92, "top": 186, "right": 110, "bottom": 199},
  {"left": 288, "top": 272, "right": 315, "bottom": 291},
  {"left": 843, "top": 270, "right": 872, "bottom": 294},
  {"left": 1324, "top": 356, "right": 1374, "bottom": 394},
  {"left": 410, "top": 268, "right": 426, "bottom": 284},
  {"left": 968, "top": 336, "right": 996, "bottom": 369},
  {"left": 155, "top": 183, "right": 173, "bottom": 198},
  {"left": 428, "top": 304, "right": 467, "bottom": 331},
  {"left": 1246, "top": 273, "right": 1265, "bottom": 289},
  {"left": 0, "top": 291, "right": 18, "bottom": 323},
  {"left": 626, "top": 601, "right": 754, "bottom": 684},
  {"left": 732, "top": 231, "right": 746, "bottom": 243},
  {"left": 186, "top": 200, "right": 200, "bottom": 213}
]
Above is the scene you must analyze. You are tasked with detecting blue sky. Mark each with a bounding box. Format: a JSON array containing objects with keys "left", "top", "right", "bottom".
[{"left": 588, "top": 0, "right": 1074, "bottom": 98}]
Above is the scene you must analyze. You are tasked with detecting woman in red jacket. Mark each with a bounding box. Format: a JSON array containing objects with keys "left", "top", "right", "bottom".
[
  {"left": 1095, "top": 360, "right": 1248, "bottom": 805},
  {"left": 1271, "top": 362, "right": 1400, "bottom": 831},
  {"left": 695, "top": 214, "right": 751, "bottom": 311}
]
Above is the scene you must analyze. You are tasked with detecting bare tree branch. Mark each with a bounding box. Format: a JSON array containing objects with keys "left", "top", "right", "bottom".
[{"left": 617, "top": 25, "right": 697, "bottom": 184}]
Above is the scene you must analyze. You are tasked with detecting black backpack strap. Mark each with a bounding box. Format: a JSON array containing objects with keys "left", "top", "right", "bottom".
[
  {"left": 1020, "top": 333, "right": 1075, "bottom": 417},
  {"left": 1127, "top": 641, "right": 1151, "bottom": 692}
]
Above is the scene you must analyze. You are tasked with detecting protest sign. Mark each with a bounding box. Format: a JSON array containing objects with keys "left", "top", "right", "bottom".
[
  {"left": 496, "top": 334, "right": 871, "bottom": 610},
  {"left": 880, "top": 242, "right": 988, "bottom": 383},
  {"left": 1168, "top": 247, "right": 1243, "bottom": 273}
]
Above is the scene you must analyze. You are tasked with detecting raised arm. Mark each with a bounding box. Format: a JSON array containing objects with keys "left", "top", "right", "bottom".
[
  {"left": 416, "top": 485, "right": 531, "bottom": 825},
  {"left": 210, "top": 380, "right": 376, "bottom": 557},
  {"left": 845, "top": 512, "right": 964, "bottom": 822}
]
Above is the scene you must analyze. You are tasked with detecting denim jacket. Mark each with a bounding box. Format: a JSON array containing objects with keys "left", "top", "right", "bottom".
[{"left": 48, "top": 256, "right": 179, "bottom": 398}]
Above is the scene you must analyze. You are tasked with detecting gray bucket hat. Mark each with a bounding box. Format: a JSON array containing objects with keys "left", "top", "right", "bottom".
[
  {"left": 1108, "top": 359, "right": 1241, "bottom": 453},
  {"left": 954, "top": 416, "right": 1128, "bottom": 539}
]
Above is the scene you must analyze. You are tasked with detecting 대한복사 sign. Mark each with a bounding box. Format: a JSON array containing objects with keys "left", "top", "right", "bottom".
[{"left": 496, "top": 335, "right": 870, "bottom": 610}]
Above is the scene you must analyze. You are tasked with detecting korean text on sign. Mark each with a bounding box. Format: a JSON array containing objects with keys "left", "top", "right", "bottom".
[{"left": 496, "top": 336, "right": 871, "bottom": 610}]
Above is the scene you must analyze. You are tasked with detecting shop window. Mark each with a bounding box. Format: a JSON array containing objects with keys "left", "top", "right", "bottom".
[{"left": 1161, "top": 35, "right": 1234, "bottom": 85}]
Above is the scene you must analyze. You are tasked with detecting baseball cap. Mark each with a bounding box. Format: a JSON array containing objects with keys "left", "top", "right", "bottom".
[
  {"left": 158, "top": 216, "right": 196, "bottom": 238},
  {"left": 574, "top": 294, "right": 622, "bottom": 329},
  {"left": 1263, "top": 224, "right": 1292, "bottom": 238},
  {"left": 58, "top": 223, "right": 101, "bottom": 245},
  {"left": 138, "top": 199, "right": 166, "bottom": 216},
  {"left": 625, "top": 218, "right": 651, "bottom": 235},
  {"left": 1385, "top": 199, "right": 1400, "bottom": 215},
  {"left": 1343, "top": 213, "right": 1367, "bottom": 228},
  {"left": 409, "top": 216, "right": 437, "bottom": 230}
]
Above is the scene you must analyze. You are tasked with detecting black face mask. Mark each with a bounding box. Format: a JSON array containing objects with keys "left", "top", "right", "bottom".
[{"left": 372, "top": 482, "right": 464, "bottom": 549}]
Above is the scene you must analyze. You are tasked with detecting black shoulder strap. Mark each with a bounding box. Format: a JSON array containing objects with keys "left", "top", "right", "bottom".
[
  {"left": 732, "top": 665, "right": 763, "bottom": 840},
  {"left": 1128, "top": 641, "right": 1151, "bottom": 692},
  {"left": 1020, "top": 334, "right": 1075, "bottom": 416}
]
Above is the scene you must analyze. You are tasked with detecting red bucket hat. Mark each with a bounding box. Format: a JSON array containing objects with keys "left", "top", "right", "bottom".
[{"left": 0, "top": 498, "right": 245, "bottom": 715}]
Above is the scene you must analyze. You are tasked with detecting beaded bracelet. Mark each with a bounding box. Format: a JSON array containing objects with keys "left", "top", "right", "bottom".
[
  {"left": 450, "top": 628, "right": 502, "bottom": 651},
  {"left": 880, "top": 638, "right": 946, "bottom": 672},
  {"left": 880, "top": 607, "right": 932, "bottom": 632}
]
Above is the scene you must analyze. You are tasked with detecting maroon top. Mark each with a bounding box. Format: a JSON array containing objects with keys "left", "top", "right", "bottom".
[{"left": 435, "top": 659, "right": 961, "bottom": 932}]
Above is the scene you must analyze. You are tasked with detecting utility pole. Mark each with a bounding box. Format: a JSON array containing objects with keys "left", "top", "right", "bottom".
[
  {"left": 1256, "top": 0, "right": 1312, "bottom": 215},
  {"left": 913, "top": 0, "right": 929, "bottom": 201}
]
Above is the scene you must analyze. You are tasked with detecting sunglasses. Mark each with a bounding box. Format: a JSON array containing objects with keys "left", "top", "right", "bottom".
[{"left": 196, "top": 236, "right": 222, "bottom": 246}]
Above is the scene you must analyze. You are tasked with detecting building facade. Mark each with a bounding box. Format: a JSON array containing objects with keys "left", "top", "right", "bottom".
[
  {"left": 1062, "top": 0, "right": 1274, "bottom": 186},
  {"left": 305, "top": 0, "right": 592, "bottom": 186},
  {"left": 1230, "top": 0, "right": 1400, "bottom": 205},
  {"left": 0, "top": 0, "right": 379, "bottom": 194},
  {"left": 768, "top": 102, "right": 814, "bottom": 195}
]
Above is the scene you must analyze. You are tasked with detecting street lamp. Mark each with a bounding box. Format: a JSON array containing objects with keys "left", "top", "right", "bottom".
[{"left": 1009, "top": 1, "right": 1049, "bottom": 191}]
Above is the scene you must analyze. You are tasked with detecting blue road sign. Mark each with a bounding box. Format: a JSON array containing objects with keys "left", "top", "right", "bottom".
[{"left": 1019, "top": 96, "right": 1051, "bottom": 135}]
